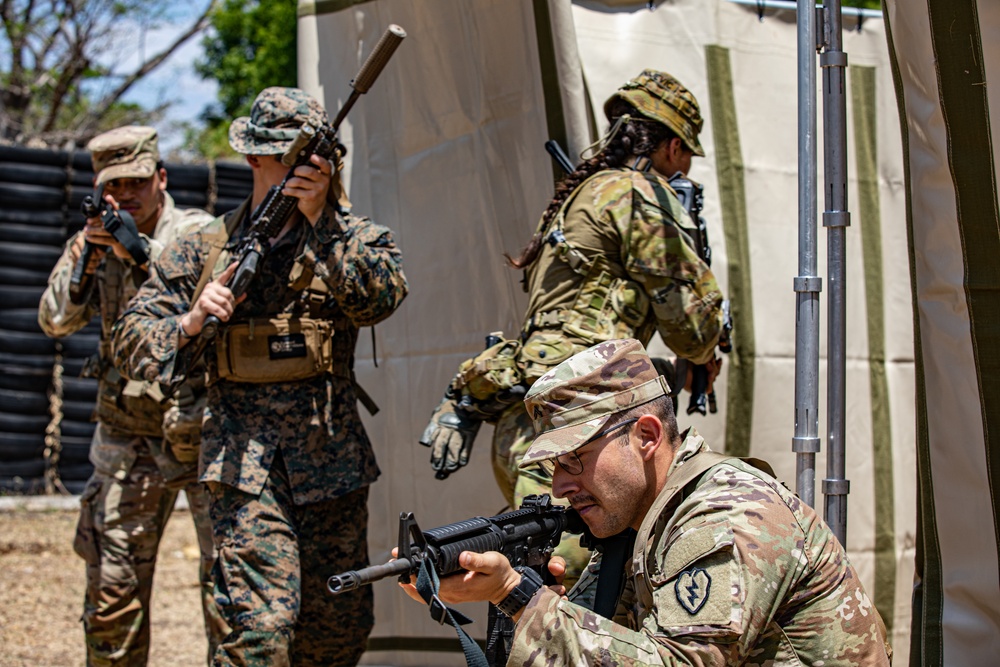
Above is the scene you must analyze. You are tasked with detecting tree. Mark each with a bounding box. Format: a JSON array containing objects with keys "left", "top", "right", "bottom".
[
  {"left": 190, "top": 0, "right": 296, "bottom": 159},
  {"left": 0, "top": 0, "right": 217, "bottom": 148}
]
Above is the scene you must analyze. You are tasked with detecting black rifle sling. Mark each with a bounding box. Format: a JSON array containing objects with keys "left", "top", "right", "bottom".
[
  {"left": 592, "top": 528, "right": 637, "bottom": 619},
  {"left": 415, "top": 558, "right": 488, "bottom": 667}
]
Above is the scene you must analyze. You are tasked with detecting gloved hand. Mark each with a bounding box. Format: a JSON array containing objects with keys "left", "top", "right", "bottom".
[{"left": 419, "top": 396, "right": 482, "bottom": 480}]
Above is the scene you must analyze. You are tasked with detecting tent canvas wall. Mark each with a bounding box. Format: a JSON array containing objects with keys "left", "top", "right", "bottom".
[{"left": 297, "top": 0, "right": 918, "bottom": 664}]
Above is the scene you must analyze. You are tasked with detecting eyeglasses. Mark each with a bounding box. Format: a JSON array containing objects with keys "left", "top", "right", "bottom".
[{"left": 538, "top": 418, "right": 638, "bottom": 477}]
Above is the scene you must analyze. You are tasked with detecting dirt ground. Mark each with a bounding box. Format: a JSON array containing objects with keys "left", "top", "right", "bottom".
[{"left": 0, "top": 506, "right": 207, "bottom": 667}]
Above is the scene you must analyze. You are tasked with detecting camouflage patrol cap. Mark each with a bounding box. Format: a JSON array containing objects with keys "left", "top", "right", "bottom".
[
  {"left": 604, "top": 70, "right": 705, "bottom": 157},
  {"left": 87, "top": 126, "right": 160, "bottom": 185},
  {"left": 519, "top": 338, "right": 670, "bottom": 469},
  {"left": 228, "top": 87, "right": 329, "bottom": 155}
]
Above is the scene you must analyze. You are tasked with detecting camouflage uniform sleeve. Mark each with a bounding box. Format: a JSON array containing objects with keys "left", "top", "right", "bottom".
[
  {"left": 111, "top": 231, "right": 206, "bottom": 385},
  {"left": 611, "top": 174, "right": 723, "bottom": 365},
  {"left": 37, "top": 231, "right": 98, "bottom": 338},
  {"left": 308, "top": 206, "right": 408, "bottom": 326}
]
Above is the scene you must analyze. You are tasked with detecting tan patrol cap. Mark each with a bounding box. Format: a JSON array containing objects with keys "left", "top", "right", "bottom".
[
  {"left": 519, "top": 338, "right": 670, "bottom": 470},
  {"left": 87, "top": 126, "right": 160, "bottom": 185},
  {"left": 603, "top": 70, "right": 705, "bottom": 157}
]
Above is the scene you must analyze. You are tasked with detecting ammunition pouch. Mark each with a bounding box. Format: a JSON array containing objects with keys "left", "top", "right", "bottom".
[
  {"left": 162, "top": 383, "right": 205, "bottom": 467},
  {"left": 215, "top": 316, "right": 337, "bottom": 384},
  {"left": 448, "top": 336, "right": 526, "bottom": 422}
]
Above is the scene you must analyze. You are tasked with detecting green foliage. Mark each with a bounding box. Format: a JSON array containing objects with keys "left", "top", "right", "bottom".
[{"left": 196, "top": 0, "right": 298, "bottom": 120}]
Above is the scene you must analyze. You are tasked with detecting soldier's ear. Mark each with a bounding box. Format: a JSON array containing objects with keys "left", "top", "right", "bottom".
[{"left": 635, "top": 414, "right": 663, "bottom": 460}]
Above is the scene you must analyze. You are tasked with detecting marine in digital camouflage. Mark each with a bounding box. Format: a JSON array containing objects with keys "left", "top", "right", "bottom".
[
  {"left": 505, "top": 339, "right": 891, "bottom": 666},
  {"left": 111, "top": 86, "right": 408, "bottom": 665},
  {"left": 39, "top": 125, "right": 224, "bottom": 666}
]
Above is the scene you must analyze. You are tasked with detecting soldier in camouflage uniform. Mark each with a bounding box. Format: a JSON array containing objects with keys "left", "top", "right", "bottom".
[
  {"left": 403, "top": 338, "right": 892, "bottom": 666},
  {"left": 38, "top": 126, "right": 225, "bottom": 666},
  {"left": 420, "top": 70, "right": 725, "bottom": 585},
  {"left": 111, "top": 88, "right": 408, "bottom": 666}
]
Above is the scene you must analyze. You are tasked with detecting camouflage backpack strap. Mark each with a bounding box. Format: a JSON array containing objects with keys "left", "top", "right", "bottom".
[{"left": 191, "top": 204, "right": 247, "bottom": 306}]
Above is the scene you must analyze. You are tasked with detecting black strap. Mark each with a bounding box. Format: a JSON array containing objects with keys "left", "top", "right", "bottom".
[
  {"left": 592, "top": 528, "right": 637, "bottom": 619},
  {"left": 415, "top": 559, "right": 489, "bottom": 667}
]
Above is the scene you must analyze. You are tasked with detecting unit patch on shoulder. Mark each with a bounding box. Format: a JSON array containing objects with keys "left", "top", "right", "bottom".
[{"left": 674, "top": 567, "right": 711, "bottom": 615}]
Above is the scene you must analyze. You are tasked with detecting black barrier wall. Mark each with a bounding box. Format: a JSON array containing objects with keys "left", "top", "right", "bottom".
[{"left": 0, "top": 144, "right": 253, "bottom": 494}]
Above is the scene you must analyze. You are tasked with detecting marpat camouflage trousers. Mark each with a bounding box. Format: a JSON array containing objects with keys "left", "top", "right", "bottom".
[
  {"left": 73, "top": 425, "right": 224, "bottom": 666},
  {"left": 208, "top": 452, "right": 373, "bottom": 667}
]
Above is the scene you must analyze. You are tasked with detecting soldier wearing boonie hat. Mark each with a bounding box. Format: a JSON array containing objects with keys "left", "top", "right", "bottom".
[
  {"left": 113, "top": 84, "right": 408, "bottom": 666},
  {"left": 228, "top": 86, "right": 329, "bottom": 155},
  {"left": 39, "top": 124, "right": 224, "bottom": 665},
  {"left": 404, "top": 338, "right": 892, "bottom": 665},
  {"left": 418, "top": 69, "right": 725, "bottom": 593}
]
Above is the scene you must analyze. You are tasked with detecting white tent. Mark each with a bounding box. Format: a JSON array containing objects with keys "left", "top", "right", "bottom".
[{"left": 297, "top": 0, "right": 925, "bottom": 664}]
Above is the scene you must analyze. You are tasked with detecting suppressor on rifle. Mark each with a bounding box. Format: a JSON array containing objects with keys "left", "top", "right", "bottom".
[{"left": 331, "top": 25, "right": 407, "bottom": 129}]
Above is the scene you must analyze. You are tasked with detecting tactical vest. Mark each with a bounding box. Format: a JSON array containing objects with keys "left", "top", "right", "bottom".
[
  {"left": 518, "top": 171, "right": 657, "bottom": 383},
  {"left": 195, "top": 204, "right": 351, "bottom": 386}
]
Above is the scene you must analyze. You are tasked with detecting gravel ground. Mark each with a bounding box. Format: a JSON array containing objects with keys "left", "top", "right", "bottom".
[{"left": 0, "top": 506, "right": 207, "bottom": 667}]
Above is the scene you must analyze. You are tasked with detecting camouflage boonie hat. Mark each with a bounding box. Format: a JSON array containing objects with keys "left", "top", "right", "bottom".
[
  {"left": 519, "top": 338, "right": 670, "bottom": 469},
  {"left": 228, "top": 87, "right": 329, "bottom": 155},
  {"left": 604, "top": 70, "right": 705, "bottom": 157},
  {"left": 87, "top": 126, "right": 160, "bottom": 185}
]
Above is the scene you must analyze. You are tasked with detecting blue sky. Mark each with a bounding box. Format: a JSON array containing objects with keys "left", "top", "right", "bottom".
[{"left": 114, "top": 8, "right": 220, "bottom": 154}]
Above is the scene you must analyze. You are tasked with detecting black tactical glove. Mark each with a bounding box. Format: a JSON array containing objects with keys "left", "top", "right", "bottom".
[{"left": 419, "top": 396, "right": 483, "bottom": 480}]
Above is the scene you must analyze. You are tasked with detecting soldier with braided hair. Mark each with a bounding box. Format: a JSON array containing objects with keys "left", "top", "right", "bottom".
[{"left": 420, "top": 70, "right": 725, "bottom": 589}]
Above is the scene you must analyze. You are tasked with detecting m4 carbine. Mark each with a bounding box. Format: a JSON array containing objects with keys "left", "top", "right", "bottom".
[
  {"left": 668, "top": 172, "right": 733, "bottom": 416},
  {"left": 69, "top": 182, "right": 150, "bottom": 305},
  {"left": 329, "top": 494, "right": 584, "bottom": 667}
]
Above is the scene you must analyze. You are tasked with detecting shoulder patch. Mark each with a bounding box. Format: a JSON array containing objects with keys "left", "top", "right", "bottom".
[{"left": 675, "top": 567, "right": 711, "bottom": 614}]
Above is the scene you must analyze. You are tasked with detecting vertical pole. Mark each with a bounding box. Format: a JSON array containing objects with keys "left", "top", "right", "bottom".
[
  {"left": 793, "top": 0, "right": 821, "bottom": 507},
  {"left": 822, "top": 0, "right": 851, "bottom": 546}
]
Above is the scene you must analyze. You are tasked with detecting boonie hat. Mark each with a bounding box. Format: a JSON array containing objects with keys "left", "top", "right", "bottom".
[
  {"left": 87, "top": 126, "right": 160, "bottom": 185},
  {"left": 228, "top": 87, "right": 329, "bottom": 155},
  {"left": 603, "top": 69, "right": 705, "bottom": 157},
  {"left": 519, "top": 338, "right": 670, "bottom": 469}
]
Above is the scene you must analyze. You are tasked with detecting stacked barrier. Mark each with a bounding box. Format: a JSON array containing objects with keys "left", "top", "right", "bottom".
[{"left": 0, "top": 144, "right": 253, "bottom": 494}]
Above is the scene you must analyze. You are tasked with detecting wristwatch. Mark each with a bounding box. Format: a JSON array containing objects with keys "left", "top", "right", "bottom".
[{"left": 495, "top": 566, "right": 544, "bottom": 618}]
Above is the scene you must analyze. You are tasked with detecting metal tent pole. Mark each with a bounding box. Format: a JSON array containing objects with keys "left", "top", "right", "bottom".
[
  {"left": 793, "top": 0, "right": 822, "bottom": 508},
  {"left": 821, "top": 0, "right": 851, "bottom": 546}
]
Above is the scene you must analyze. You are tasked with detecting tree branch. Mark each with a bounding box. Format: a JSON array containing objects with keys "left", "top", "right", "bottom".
[{"left": 85, "top": 0, "right": 217, "bottom": 129}]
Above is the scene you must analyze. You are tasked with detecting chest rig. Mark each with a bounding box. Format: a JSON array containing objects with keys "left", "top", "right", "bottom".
[
  {"left": 194, "top": 207, "right": 348, "bottom": 386},
  {"left": 518, "top": 169, "right": 656, "bottom": 383}
]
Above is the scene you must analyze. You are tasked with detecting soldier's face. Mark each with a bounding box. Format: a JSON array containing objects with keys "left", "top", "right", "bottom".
[
  {"left": 651, "top": 137, "right": 693, "bottom": 178},
  {"left": 550, "top": 421, "right": 648, "bottom": 538},
  {"left": 103, "top": 168, "right": 167, "bottom": 231}
]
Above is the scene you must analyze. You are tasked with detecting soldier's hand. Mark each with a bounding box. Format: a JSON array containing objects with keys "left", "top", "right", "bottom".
[
  {"left": 284, "top": 154, "right": 332, "bottom": 226},
  {"left": 396, "top": 550, "right": 522, "bottom": 611},
  {"left": 419, "top": 396, "right": 482, "bottom": 480},
  {"left": 83, "top": 195, "right": 130, "bottom": 260},
  {"left": 179, "top": 261, "right": 245, "bottom": 338},
  {"left": 70, "top": 234, "right": 105, "bottom": 275}
]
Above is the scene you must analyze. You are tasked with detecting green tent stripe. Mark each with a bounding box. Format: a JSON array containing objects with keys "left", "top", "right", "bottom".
[
  {"left": 929, "top": 0, "right": 1000, "bottom": 589},
  {"left": 705, "top": 45, "right": 754, "bottom": 458},
  {"left": 298, "top": 0, "right": 373, "bottom": 17},
  {"left": 531, "top": 0, "right": 569, "bottom": 181},
  {"left": 366, "top": 636, "right": 484, "bottom": 653},
  {"left": 849, "top": 64, "right": 897, "bottom": 633}
]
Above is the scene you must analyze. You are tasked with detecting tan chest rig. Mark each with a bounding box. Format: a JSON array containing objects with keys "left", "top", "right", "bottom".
[
  {"left": 519, "top": 171, "right": 656, "bottom": 383},
  {"left": 195, "top": 208, "right": 346, "bottom": 385}
]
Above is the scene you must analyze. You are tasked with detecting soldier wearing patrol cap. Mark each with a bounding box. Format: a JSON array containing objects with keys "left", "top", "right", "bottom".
[
  {"left": 419, "top": 70, "right": 726, "bottom": 591},
  {"left": 403, "top": 338, "right": 893, "bottom": 666},
  {"left": 112, "top": 87, "right": 408, "bottom": 666},
  {"left": 38, "top": 126, "right": 226, "bottom": 665}
]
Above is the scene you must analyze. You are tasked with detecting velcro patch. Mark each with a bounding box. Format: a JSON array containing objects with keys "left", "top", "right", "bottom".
[
  {"left": 268, "top": 333, "right": 307, "bottom": 360},
  {"left": 674, "top": 567, "right": 711, "bottom": 614}
]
